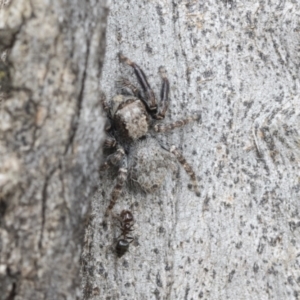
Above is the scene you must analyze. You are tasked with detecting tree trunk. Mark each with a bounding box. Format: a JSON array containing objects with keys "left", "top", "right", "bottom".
[
  {"left": 0, "top": 1, "right": 107, "bottom": 299},
  {"left": 82, "top": 1, "right": 300, "bottom": 299}
]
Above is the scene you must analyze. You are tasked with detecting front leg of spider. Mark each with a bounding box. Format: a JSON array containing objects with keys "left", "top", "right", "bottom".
[
  {"left": 155, "top": 66, "right": 170, "bottom": 120},
  {"left": 119, "top": 53, "right": 157, "bottom": 112}
]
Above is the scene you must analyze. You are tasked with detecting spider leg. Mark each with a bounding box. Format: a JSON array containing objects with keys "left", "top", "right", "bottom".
[
  {"left": 154, "top": 67, "right": 170, "bottom": 120},
  {"left": 103, "top": 135, "right": 117, "bottom": 149},
  {"left": 105, "top": 161, "right": 128, "bottom": 215},
  {"left": 101, "top": 92, "right": 112, "bottom": 119},
  {"left": 100, "top": 146, "right": 125, "bottom": 171},
  {"left": 170, "top": 145, "right": 200, "bottom": 197},
  {"left": 154, "top": 113, "right": 201, "bottom": 133},
  {"left": 119, "top": 53, "right": 157, "bottom": 112}
]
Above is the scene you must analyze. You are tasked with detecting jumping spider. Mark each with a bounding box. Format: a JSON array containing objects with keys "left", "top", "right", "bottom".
[{"left": 101, "top": 54, "right": 200, "bottom": 215}]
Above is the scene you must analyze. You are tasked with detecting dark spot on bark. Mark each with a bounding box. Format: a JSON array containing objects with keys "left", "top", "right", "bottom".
[
  {"left": 153, "top": 248, "right": 159, "bottom": 254},
  {"left": 258, "top": 51, "right": 268, "bottom": 62},
  {"left": 267, "top": 266, "right": 278, "bottom": 275},
  {"left": 102, "top": 220, "right": 108, "bottom": 231},
  {"left": 156, "top": 272, "right": 163, "bottom": 287},
  {"left": 228, "top": 270, "right": 235, "bottom": 282},
  {"left": 220, "top": 0, "right": 236, "bottom": 9},
  {"left": 123, "top": 260, "right": 129, "bottom": 268},
  {"left": 236, "top": 241, "right": 242, "bottom": 249},
  {"left": 0, "top": 199, "right": 7, "bottom": 223},
  {"left": 294, "top": 291, "right": 298, "bottom": 298},
  {"left": 153, "top": 288, "right": 160, "bottom": 300},
  {"left": 222, "top": 202, "right": 232, "bottom": 208},
  {"left": 158, "top": 226, "right": 165, "bottom": 234},
  {"left": 288, "top": 276, "right": 293, "bottom": 285},
  {"left": 225, "top": 62, "right": 232, "bottom": 80},
  {"left": 184, "top": 285, "right": 190, "bottom": 300},
  {"left": 289, "top": 221, "right": 300, "bottom": 232},
  {"left": 156, "top": 5, "right": 165, "bottom": 25},
  {"left": 146, "top": 43, "right": 153, "bottom": 54},
  {"left": 253, "top": 263, "right": 259, "bottom": 273},
  {"left": 88, "top": 266, "right": 94, "bottom": 277},
  {"left": 0, "top": 60, "right": 11, "bottom": 93}
]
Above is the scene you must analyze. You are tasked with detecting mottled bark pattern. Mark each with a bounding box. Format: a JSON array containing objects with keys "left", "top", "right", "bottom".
[
  {"left": 83, "top": 0, "right": 300, "bottom": 299},
  {"left": 0, "top": 1, "right": 107, "bottom": 299}
]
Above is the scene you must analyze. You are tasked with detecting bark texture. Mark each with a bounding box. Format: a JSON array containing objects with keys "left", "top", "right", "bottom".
[
  {"left": 82, "top": 1, "right": 300, "bottom": 299},
  {"left": 0, "top": 1, "right": 107, "bottom": 299}
]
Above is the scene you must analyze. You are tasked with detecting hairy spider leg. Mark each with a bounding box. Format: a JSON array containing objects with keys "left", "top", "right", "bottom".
[
  {"left": 154, "top": 66, "right": 170, "bottom": 120},
  {"left": 100, "top": 146, "right": 125, "bottom": 171},
  {"left": 105, "top": 162, "right": 128, "bottom": 215},
  {"left": 119, "top": 53, "right": 157, "bottom": 112},
  {"left": 103, "top": 135, "right": 117, "bottom": 148},
  {"left": 101, "top": 93, "right": 118, "bottom": 149},
  {"left": 101, "top": 92, "right": 112, "bottom": 118},
  {"left": 154, "top": 113, "right": 201, "bottom": 133},
  {"left": 170, "top": 145, "right": 200, "bottom": 197}
]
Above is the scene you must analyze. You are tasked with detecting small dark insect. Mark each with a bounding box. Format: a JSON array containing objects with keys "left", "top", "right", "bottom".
[
  {"left": 115, "top": 210, "right": 134, "bottom": 258},
  {"left": 101, "top": 53, "right": 201, "bottom": 215}
]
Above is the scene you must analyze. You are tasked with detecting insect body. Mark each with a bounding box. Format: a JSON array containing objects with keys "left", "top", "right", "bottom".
[
  {"left": 115, "top": 210, "right": 134, "bottom": 258},
  {"left": 101, "top": 54, "right": 201, "bottom": 215}
]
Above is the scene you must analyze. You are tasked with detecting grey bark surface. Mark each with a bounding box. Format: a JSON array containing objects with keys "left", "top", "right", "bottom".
[
  {"left": 0, "top": 1, "right": 107, "bottom": 299},
  {"left": 82, "top": 1, "right": 300, "bottom": 300}
]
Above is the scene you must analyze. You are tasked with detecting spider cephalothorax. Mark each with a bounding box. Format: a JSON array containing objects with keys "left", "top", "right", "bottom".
[
  {"left": 110, "top": 95, "right": 150, "bottom": 141},
  {"left": 101, "top": 54, "right": 200, "bottom": 215}
]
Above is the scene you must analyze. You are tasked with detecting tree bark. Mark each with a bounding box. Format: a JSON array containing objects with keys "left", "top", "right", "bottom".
[
  {"left": 82, "top": 1, "right": 300, "bottom": 299},
  {"left": 0, "top": 1, "right": 107, "bottom": 299}
]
